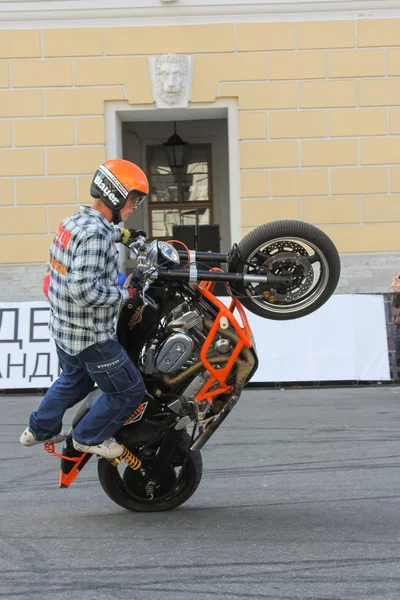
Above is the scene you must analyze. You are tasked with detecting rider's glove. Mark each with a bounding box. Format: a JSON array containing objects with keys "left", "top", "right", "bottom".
[{"left": 120, "top": 228, "right": 147, "bottom": 245}]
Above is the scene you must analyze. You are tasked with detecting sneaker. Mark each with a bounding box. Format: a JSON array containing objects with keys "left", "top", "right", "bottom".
[
  {"left": 72, "top": 437, "right": 124, "bottom": 459},
  {"left": 20, "top": 427, "right": 67, "bottom": 447}
]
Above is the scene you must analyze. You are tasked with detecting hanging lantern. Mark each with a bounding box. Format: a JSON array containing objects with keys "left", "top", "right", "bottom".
[{"left": 163, "top": 122, "right": 188, "bottom": 169}]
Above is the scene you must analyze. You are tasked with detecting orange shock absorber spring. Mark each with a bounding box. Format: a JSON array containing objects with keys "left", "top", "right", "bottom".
[{"left": 120, "top": 445, "right": 141, "bottom": 471}]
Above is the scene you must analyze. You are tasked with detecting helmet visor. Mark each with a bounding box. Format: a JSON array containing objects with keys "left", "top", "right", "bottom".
[{"left": 128, "top": 190, "right": 148, "bottom": 209}]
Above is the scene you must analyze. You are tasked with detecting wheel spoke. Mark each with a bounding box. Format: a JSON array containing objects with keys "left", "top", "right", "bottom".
[{"left": 307, "top": 253, "right": 320, "bottom": 265}]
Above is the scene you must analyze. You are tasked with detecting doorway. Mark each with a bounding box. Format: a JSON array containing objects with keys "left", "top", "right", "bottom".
[
  {"left": 120, "top": 117, "right": 229, "bottom": 272},
  {"left": 104, "top": 99, "right": 241, "bottom": 274}
]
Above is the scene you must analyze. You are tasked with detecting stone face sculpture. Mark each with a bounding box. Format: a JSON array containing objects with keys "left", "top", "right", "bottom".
[{"left": 149, "top": 53, "right": 192, "bottom": 108}]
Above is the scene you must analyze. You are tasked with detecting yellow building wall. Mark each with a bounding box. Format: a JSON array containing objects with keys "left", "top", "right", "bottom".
[{"left": 0, "top": 19, "right": 400, "bottom": 263}]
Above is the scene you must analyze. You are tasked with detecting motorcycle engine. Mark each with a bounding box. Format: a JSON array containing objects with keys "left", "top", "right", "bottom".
[
  {"left": 142, "top": 302, "right": 204, "bottom": 376},
  {"left": 153, "top": 332, "right": 193, "bottom": 374},
  {"left": 142, "top": 300, "right": 233, "bottom": 418}
]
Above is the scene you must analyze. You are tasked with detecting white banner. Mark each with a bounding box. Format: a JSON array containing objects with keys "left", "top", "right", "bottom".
[
  {"left": 0, "top": 302, "right": 59, "bottom": 389},
  {"left": 242, "top": 294, "right": 390, "bottom": 382},
  {"left": 0, "top": 295, "right": 391, "bottom": 389}
]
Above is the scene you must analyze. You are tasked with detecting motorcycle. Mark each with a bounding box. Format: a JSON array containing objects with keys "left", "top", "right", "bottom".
[{"left": 44, "top": 220, "right": 341, "bottom": 512}]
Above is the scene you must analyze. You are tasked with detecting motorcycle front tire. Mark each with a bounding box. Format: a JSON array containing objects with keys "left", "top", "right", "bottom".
[{"left": 229, "top": 220, "right": 341, "bottom": 321}]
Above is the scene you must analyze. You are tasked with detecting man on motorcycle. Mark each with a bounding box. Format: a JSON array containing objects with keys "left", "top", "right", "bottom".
[{"left": 20, "top": 159, "right": 148, "bottom": 459}]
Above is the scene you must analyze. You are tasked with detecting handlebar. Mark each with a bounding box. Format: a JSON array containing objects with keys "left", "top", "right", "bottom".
[
  {"left": 177, "top": 251, "right": 228, "bottom": 263},
  {"left": 126, "top": 238, "right": 293, "bottom": 287},
  {"left": 127, "top": 236, "right": 147, "bottom": 258}
]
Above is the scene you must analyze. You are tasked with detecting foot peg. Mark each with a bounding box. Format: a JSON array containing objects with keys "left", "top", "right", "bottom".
[{"left": 175, "top": 416, "right": 192, "bottom": 430}]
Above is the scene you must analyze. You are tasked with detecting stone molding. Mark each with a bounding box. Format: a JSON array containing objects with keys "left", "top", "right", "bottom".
[{"left": 0, "top": 0, "right": 399, "bottom": 28}]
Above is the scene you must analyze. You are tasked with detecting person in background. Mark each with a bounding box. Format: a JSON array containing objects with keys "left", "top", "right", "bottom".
[
  {"left": 43, "top": 265, "right": 50, "bottom": 299},
  {"left": 389, "top": 272, "right": 400, "bottom": 374}
]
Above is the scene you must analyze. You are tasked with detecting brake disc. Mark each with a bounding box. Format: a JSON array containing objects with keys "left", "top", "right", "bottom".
[{"left": 250, "top": 241, "right": 315, "bottom": 302}]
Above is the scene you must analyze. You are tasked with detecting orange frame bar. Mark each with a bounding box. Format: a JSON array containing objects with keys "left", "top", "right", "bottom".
[
  {"left": 58, "top": 452, "right": 90, "bottom": 488},
  {"left": 195, "top": 277, "right": 253, "bottom": 403},
  {"left": 44, "top": 441, "right": 90, "bottom": 488}
]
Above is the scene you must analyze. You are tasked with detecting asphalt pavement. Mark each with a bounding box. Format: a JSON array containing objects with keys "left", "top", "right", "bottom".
[{"left": 1, "top": 386, "right": 400, "bottom": 600}]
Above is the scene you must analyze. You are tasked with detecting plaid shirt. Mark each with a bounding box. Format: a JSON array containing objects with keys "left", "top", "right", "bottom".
[{"left": 48, "top": 206, "right": 129, "bottom": 355}]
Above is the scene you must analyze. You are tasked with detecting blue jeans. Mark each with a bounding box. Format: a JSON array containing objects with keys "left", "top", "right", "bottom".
[{"left": 29, "top": 340, "right": 145, "bottom": 445}]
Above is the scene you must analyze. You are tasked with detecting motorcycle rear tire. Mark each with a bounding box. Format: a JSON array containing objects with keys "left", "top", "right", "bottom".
[
  {"left": 230, "top": 220, "right": 341, "bottom": 321},
  {"left": 97, "top": 432, "right": 202, "bottom": 512}
]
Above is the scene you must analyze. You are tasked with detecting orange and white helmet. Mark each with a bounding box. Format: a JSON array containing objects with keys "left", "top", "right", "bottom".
[{"left": 90, "top": 158, "right": 149, "bottom": 216}]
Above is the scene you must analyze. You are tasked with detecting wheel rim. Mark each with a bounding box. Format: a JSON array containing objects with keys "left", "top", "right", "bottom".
[
  {"left": 242, "top": 236, "right": 330, "bottom": 315},
  {"left": 122, "top": 464, "right": 179, "bottom": 502},
  {"left": 113, "top": 449, "right": 194, "bottom": 505}
]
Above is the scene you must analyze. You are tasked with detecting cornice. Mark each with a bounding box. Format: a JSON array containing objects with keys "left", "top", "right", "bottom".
[{"left": 0, "top": 0, "right": 399, "bottom": 28}]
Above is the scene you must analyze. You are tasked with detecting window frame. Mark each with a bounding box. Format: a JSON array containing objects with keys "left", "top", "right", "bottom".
[{"left": 146, "top": 142, "right": 213, "bottom": 240}]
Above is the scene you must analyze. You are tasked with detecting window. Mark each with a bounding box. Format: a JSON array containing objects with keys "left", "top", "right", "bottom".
[{"left": 147, "top": 143, "right": 212, "bottom": 239}]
